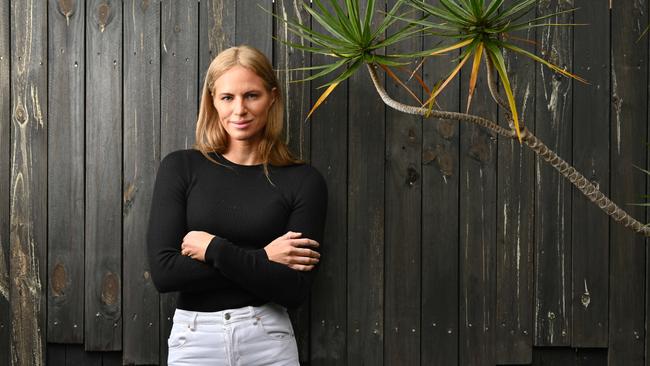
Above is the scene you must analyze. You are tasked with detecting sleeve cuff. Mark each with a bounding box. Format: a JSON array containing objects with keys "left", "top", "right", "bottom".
[{"left": 204, "top": 236, "right": 229, "bottom": 268}]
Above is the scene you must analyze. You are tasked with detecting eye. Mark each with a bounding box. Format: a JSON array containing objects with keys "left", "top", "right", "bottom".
[
  {"left": 246, "top": 93, "right": 259, "bottom": 99},
  {"left": 221, "top": 95, "right": 232, "bottom": 101}
]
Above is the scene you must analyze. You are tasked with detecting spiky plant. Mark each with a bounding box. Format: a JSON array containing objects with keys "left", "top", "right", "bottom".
[
  {"left": 273, "top": 0, "right": 650, "bottom": 237},
  {"left": 267, "top": 0, "right": 427, "bottom": 118},
  {"left": 402, "top": 0, "right": 585, "bottom": 141}
]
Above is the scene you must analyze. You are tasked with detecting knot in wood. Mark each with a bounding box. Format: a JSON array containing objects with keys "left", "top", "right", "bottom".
[
  {"left": 406, "top": 166, "right": 419, "bottom": 187},
  {"left": 57, "top": 0, "right": 75, "bottom": 18},
  {"left": 52, "top": 263, "right": 67, "bottom": 296},
  {"left": 436, "top": 120, "right": 455, "bottom": 140},
  {"left": 101, "top": 272, "right": 119, "bottom": 306},
  {"left": 15, "top": 104, "right": 27, "bottom": 122},
  {"left": 469, "top": 140, "right": 490, "bottom": 163},
  {"left": 422, "top": 149, "right": 436, "bottom": 165},
  {"left": 95, "top": 2, "right": 112, "bottom": 32}
]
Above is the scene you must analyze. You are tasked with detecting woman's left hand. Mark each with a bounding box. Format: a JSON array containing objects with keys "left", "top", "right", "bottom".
[{"left": 181, "top": 231, "right": 215, "bottom": 262}]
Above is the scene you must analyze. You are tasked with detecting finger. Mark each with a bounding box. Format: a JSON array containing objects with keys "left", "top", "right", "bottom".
[
  {"left": 291, "top": 248, "right": 320, "bottom": 258},
  {"left": 290, "top": 239, "right": 319, "bottom": 248},
  {"left": 285, "top": 231, "right": 302, "bottom": 238},
  {"left": 289, "top": 264, "right": 314, "bottom": 271},
  {"left": 288, "top": 256, "right": 319, "bottom": 265}
]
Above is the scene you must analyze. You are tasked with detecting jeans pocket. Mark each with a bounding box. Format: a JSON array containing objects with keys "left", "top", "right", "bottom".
[
  {"left": 258, "top": 310, "right": 295, "bottom": 341},
  {"left": 168, "top": 323, "right": 190, "bottom": 349}
]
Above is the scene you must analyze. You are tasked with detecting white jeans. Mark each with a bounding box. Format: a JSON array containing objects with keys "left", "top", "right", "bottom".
[{"left": 168, "top": 303, "right": 300, "bottom": 366}]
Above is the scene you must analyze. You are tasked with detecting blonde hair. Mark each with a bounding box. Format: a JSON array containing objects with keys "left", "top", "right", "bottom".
[{"left": 194, "top": 45, "right": 303, "bottom": 177}]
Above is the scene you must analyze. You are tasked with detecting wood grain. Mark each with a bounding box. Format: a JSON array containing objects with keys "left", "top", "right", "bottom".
[
  {"left": 123, "top": 0, "right": 161, "bottom": 363},
  {"left": 0, "top": 0, "right": 11, "bottom": 363},
  {"left": 10, "top": 0, "right": 47, "bottom": 364},
  {"left": 495, "top": 1, "right": 535, "bottom": 363},
  {"left": 47, "top": 0, "right": 85, "bottom": 345},
  {"left": 534, "top": 0, "right": 574, "bottom": 348},
  {"left": 84, "top": 0, "right": 122, "bottom": 351},
  {"left": 571, "top": 0, "right": 609, "bottom": 348}
]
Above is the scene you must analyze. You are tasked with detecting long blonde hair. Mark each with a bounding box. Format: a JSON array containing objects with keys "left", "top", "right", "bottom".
[{"left": 194, "top": 45, "right": 303, "bottom": 177}]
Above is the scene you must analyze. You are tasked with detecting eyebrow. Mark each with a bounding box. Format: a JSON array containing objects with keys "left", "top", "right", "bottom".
[{"left": 218, "top": 89, "right": 262, "bottom": 96}]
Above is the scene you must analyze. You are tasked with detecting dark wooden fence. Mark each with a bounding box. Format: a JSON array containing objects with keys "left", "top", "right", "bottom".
[{"left": 1, "top": 0, "right": 649, "bottom": 365}]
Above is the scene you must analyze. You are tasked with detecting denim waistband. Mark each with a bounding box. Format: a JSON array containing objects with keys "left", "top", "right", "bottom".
[{"left": 172, "top": 303, "right": 286, "bottom": 329}]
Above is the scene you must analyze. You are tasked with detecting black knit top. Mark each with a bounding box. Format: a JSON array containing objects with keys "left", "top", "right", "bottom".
[{"left": 146, "top": 149, "right": 327, "bottom": 311}]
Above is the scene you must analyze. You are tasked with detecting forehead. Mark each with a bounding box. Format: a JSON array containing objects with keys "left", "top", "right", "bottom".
[{"left": 213, "top": 65, "right": 267, "bottom": 93}]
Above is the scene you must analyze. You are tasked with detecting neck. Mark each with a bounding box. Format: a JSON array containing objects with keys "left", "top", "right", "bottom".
[{"left": 223, "top": 140, "right": 263, "bottom": 166}]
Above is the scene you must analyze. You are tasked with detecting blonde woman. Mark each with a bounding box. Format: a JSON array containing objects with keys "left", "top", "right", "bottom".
[{"left": 147, "top": 45, "right": 327, "bottom": 365}]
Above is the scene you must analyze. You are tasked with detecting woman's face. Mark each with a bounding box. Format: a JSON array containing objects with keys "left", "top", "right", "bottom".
[{"left": 211, "top": 65, "right": 276, "bottom": 147}]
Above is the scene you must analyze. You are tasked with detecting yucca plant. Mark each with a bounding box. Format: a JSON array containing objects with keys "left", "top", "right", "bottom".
[
  {"left": 274, "top": 0, "right": 650, "bottom": 237},
  {"left": 402, "top": 0, "right": 586, "bottom": 141},
  {"left": 267, "top": 0, "right": 427, "bottom": 118}
]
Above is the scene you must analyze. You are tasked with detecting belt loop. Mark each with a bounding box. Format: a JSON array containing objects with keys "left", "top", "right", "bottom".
[{"left": 188, "top": 312, "right": 197, "bottom": 331}]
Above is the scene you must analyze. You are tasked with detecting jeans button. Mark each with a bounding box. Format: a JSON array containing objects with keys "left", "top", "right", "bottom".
[{"left": 225, "top": 313, "right": 231, "bottom": 320}]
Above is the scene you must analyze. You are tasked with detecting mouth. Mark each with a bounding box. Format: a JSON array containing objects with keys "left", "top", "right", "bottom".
[{"left": 230, "top": 120, "right": 253, "bottom": 129}]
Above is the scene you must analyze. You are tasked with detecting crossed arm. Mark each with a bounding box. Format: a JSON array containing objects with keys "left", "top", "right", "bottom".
[{"left": 146, "top": 152, "right": 327, "bottom": 308}]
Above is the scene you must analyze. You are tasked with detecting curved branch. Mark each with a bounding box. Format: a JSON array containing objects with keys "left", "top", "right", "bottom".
[{"left": 366, "top": 62, "right": 650, "bottom": 237}]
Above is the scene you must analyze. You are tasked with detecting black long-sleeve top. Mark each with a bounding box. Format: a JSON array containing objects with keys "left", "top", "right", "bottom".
[{"left": 146, "top": 149, "right": 327, "bottom": 311}]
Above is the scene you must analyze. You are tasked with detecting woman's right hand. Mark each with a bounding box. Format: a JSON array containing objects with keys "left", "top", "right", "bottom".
[{"left": 264, "top": 231, "right": 320, "bottom": 271}]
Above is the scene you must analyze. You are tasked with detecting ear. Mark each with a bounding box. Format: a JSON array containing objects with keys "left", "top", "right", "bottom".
[{"left": 270, "top": 87, "right": 278, "bottom": 104}]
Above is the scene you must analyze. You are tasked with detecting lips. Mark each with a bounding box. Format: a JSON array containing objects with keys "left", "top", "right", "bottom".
[{"left": 231, "top": 120, "right": 252, "bottom": 129}]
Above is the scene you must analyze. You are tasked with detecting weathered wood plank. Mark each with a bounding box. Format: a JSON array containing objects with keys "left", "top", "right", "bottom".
[
  {"left": 421, "top": 5, "right": 460, "bottom": 363},
  {"left": 235, "top": 1, "right": 272, "bottom": 55},
  {"left": 64, "top": 344, "right": 102, "bottom": 366},
  {"left": 9, "top": 0, "right": 47, "bottom": 364},
  {"left": 46, "top": 344, "right": 65, "bottom": 365},
  {"left": 85, "top": 0, "right": 122, "bottom": 351},
  {"left": 571, "top": 0, "right": 609, "bottom": 348},
  {"left": 308, "top": 2, "right": 347, "bottom": 364},
  {"left": 162, "top": 0, "right": 198, "bottom": 152},
  {"left": 385, "top": 1, "right": 421, "bottom": 365},
  {"left": 495, "top": 2, "right": 535, "bottom": 363},
  {"left": 533, "top": 0, "right": 574, "bottom": 347},
  {"left": 459, "top": 34, "right": 497, "bottom": 366},
  {"left": 123, "top": 0, "right": 160, "bottom": 363},
  {"left": 576, "top": 348, "right": 607, "bottom": 366},
  {"left": 531, "top": 347, "right": 576, "bottom": 365},
  {"left": 47, "top": 0, "right": 85, "bottom": 345},
  {"left": 273, "top": 0, "right": 313, "bottom": 362},
  {"left": 616, "top": 1, "right": 649, "bottom": 366},
  {"left": 0, "top": 0, "right": 11, "bottom": 363},
  {"left": 346, "top": 1, "right": 384, "bottom": 365},
  {"left": 157, "top": 1, "right": 206, "bottom": 364},
  {"left": 609, "top": 1, "right": 647, "bottom": 365}
]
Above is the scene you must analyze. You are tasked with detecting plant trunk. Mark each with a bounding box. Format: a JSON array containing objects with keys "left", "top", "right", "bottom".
[{"left": 366, "top": 63, "right": 650, "bottom": 237}]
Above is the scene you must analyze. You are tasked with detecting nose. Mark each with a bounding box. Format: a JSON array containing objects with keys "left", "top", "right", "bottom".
[{"left": 233, "top": 97, "right": 247, "bottom": 116}]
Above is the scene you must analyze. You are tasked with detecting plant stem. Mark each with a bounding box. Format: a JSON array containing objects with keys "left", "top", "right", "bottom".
[{"left": 366, "top": 62, "right": 650, "bottom": 237}]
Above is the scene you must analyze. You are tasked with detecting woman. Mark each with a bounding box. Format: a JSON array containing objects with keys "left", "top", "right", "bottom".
[{"left": 146, "top": 45, "right": 327, "bottom": 366}]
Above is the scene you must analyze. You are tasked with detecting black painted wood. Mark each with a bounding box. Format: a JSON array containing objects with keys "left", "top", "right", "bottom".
[
  {"left": 384, "top": 1, "right": 422, "bottom": 365},
  {"left": 65, "top": 344, "right": 102, "bottom": 366},
  {"left": 236, "top": 1, "right": 273, "bottom": 56},
  {"left": 421, "top": 1, "right": 460, "bottom": 363},
  {"left": 495, "top": 1, "right": 535, "bottom": 363},
  {"left": 272, "top": 0, "right": 313, "bottom": 362},
  {"left": 571, "top": 0, "right": 609, "bottom": 349},
  {"left": 459, "top": 28, "right": 498, "bottom": 366},
  {"left": 10, "top": 0, "right": 48, "bottom": 364},
  {"left": 123, "top": 1, "right": 161, "bottom": 364},
  {"left": 84, "top": 0, "right": 122, "bottom": 351},
  {"left": 157, "top": 1, "right": 206, "bottom": 364},
  {"left": 0, "top": 0, "right": 11, "bottom": 363},
  {"left": 533, "top": 0, "right": 574, "bottom": 348},
  {"left": 308, "top": 2, "right": 348, "bottom": 365},
  {"left": 346, "top": 2, "right": 385, "bottom": 365},
  {"left": 608, "top": 1, "right": 648, "bottom": 365}
]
